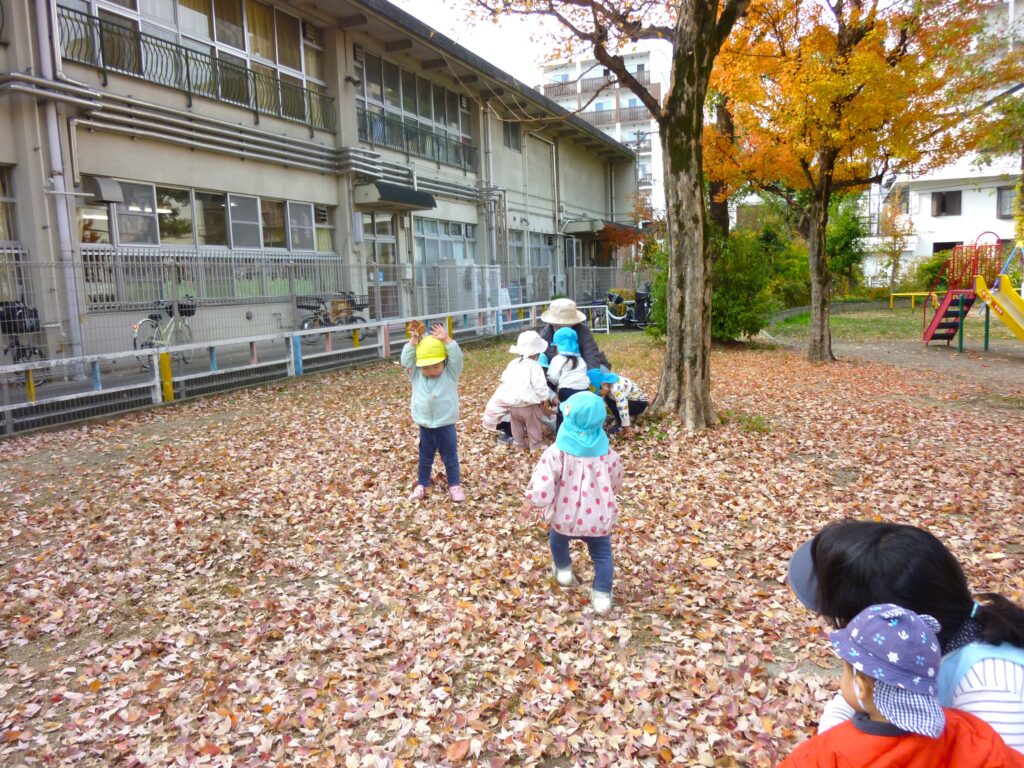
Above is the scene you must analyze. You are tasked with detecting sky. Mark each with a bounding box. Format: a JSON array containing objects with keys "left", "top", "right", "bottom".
[{"left": 390, "top": 0, "right": 556, "bottom": 85}]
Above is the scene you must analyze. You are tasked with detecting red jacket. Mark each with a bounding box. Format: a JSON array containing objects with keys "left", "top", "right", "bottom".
[{"left": 779, "top": 709, "right": 1024, "bottom": 767}]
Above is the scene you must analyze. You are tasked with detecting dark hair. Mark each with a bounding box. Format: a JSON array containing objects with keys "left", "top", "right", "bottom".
[{"left": 812, "top": 520, "right": 1024, "bottom": 650}]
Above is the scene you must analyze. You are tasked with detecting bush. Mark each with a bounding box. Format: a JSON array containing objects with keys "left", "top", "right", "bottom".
[
  {"left": 758, "top": 226, "right": 811, "bottom": 309},
  {"left": 711, "top": 230, "right": 775, "bottom": 340},
  {"left": 645, "top": 244, "right": 668, "bottom": 339},
  {"left": 911, "top": 251, "right": 950, "bottom": 292}
]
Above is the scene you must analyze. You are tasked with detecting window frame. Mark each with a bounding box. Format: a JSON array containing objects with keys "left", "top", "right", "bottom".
[
  {"left": 931, "top": 190, "right": 962, "bottom": 217},
  {"left": 996, "top": 186, "right": 1015, "bottom": 220}
]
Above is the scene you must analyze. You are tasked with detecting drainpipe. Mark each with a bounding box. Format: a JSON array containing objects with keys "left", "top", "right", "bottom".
[
  {"left": 36, "top": 0, "right": 84, "bottom": 358},
  {"left": 482, "top": 100, "right": 498, "bottom": 265}
]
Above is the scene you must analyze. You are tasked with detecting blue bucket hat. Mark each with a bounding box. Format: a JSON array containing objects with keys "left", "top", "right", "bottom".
[
  {"left": 556, "top": 391, "right": 609, "bottom": 458},
  {"left": 830, "top": 603, "right": 945, "bottom": 738},
  {"left": 538, "top": 353, "right": 550, "bottom": 369},
  {"left": 551, "top": 327, "right": 581, "bottom": 356},
  {"left": 587, "top": 368, "right": 619, "bottom": 389}
]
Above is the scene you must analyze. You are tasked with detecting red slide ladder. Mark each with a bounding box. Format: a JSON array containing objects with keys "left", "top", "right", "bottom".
[{"left": 923, "top": 243, "right": 1002, "bottom": 345}]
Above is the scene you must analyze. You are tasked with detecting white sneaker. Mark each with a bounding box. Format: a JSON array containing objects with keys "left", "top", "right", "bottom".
[
  {"left": 552, "top": 564, "right": 576, "bottom": 587},
  {"left": 591, "top": 590, "right": 612, "bottom": 614}
]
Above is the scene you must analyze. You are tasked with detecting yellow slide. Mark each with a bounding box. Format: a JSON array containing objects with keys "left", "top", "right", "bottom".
[{"left": 975, "top": 275, "right": 1024, "bottom": 343}]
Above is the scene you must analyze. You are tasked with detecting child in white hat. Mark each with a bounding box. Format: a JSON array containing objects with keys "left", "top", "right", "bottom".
[{"left": 494, "top": 330, "right": 551, "bottom": 451}]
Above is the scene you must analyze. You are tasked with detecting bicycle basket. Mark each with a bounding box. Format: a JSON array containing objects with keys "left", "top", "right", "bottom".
[
  {"left": 166, "top": 299, "right": 198, "bottom": 317},
  {"left": 0, "top": 301, "right": 41, "bottom": 334},
  {"left": 295, "top": 295, "right": 325, "bottom": 311}
]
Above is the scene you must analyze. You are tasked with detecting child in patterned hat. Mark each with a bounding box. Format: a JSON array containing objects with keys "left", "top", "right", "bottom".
[{"left": 779, "top": 603, "right": 1024, "bottom": 767}]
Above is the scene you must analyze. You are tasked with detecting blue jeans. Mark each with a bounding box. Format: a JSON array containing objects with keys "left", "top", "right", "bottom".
[
  {"left": 549, "top": 530, "right": 613, "bottom": 593},
  {"left": 418, "top": 424, "right": 460, "bottom": 487}
]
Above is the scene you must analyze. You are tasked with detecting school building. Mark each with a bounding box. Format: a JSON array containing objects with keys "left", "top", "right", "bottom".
[{"left": 0, "top": 0, "right": 637, "bottom": 360}]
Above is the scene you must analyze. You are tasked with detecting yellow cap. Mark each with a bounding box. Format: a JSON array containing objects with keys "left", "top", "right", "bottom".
[{"left": 415, "top": 336, "right": 447, "bottom": 367}]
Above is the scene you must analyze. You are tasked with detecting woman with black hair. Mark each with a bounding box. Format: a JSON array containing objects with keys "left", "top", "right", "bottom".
[{"left": 788, "top": 520, "right": 1024, "bottom": 750}]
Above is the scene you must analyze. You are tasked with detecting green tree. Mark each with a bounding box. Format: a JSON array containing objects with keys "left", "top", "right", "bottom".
[{"left": 825, "top": 195, "right": 867, "bottom": 295}]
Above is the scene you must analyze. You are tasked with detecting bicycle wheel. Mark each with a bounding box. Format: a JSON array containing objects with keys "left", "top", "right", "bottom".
[
  {"left": 133, "top": 318, "right": 160, "bottom": 369},
  {"left": 174, "top": 320, "right": 194, "bottom": 364},
  {"left": 300, "top": 315, "right": 324, "bottom": 347}
]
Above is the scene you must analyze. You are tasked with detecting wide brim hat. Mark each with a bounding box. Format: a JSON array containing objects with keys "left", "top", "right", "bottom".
[
  {"left": 541, "top": 298, "right": 586, "bottom": 326},
  {"left": 509, "top": 330, "right": 548, "bottom": 357},
  {"left": 787, "top": 537, "right": 820, "bottom": 612},
  {"left": 415, "top": 336, "right": 447, "bottom": 367},
  {"left": 555, "top": 391, "right": 609, "bottom": 458}
]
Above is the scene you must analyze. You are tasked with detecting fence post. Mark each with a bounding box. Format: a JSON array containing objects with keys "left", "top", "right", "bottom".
[
  {"left": 91, "top": 361, "right": 101, "bottom": 391},
  {"left": 1, "top": 376, "right": 12, "bottom": 435},
  {"left": 151, "top": 354, "right": 162, "bottom": 404},
  {"left": 291, "top": 334, "right": 303, "bottom": 376},
  {"left": 168, "top": 258, "right": 181, "bottom": 320},
  {"left": 183, "top": 48, "right": 193, "bottom": 107},
  {"left": 159, "top": 352, "right": 174, "bottom": 402},
  {"left": 371, "top": 261, "right": 383, "bottom": 324},
  {"left": 380, "top": 323, "right": 391, "bottom": 359},
  {"left": 208, "top": 346, "right": 218, "bottom": 372}
]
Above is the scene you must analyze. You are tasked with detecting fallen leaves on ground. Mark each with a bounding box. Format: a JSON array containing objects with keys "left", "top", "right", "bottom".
[{"left": 1, "top": 335, "right": 1021, "bottom": 767}]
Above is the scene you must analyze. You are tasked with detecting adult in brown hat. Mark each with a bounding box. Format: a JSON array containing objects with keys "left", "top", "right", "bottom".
[{"left": 539, "top": 298, "right": 611, "bottom": 371}]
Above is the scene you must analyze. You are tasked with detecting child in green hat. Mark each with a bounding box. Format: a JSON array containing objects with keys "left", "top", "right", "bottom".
[{"left": 402, "top": 323, "right": 464, "bottom": 502}]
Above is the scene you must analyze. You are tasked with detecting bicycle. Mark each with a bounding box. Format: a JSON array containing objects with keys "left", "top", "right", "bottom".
[
  {"left": 1, "top": 301, "right": 49, "bottom": 386},
  {"left": 297, "top": 293, "right": 368, "bottom": 346},
  {"left": 132, "top": 296, "right": 196, "bottom": 369},
  {"left": 607, "top": 286, "right": 652, "bottom": 329}
]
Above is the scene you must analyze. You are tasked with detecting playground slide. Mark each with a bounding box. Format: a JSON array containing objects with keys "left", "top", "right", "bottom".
[{"left": 975, "top": 275, "right": 1024, "bottom": 343}]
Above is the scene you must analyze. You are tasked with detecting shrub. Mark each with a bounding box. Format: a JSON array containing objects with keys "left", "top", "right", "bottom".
[
  {"left": 711, "top": 230, "right": 775, "bottom": 340},
  {"left": 911, "top": 251, "right": 950, "bottom": 292},
  {"left": 645, "top": 244, "right": 668, "bottom": 338}
]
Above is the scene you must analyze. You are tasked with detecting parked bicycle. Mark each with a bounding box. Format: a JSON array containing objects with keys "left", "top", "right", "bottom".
[
  {"left": 297, "top": 293, "right": 368, "bottom": 346},
  {"left": 1, "top": 301, "right": 49, "bottom": 386},
  {"left": 132, "top": 296, "right": 196, "bottom": 369},
  {"left": 607, "top": 284, "right": 652, "bottom": 329}
]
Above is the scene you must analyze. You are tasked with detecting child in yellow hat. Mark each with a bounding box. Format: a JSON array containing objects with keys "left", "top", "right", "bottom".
[{"left": 401, "top": 323, "right": 465, "bottom": 502}]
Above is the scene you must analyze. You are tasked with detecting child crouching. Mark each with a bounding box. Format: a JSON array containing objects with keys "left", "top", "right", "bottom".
[
  {"left": 402, "top": 323, "right": 465, "bottom": 503},
  {"left": 495, "top": 330, "right": 551, "bottom": 451},
  {"left": 521, "top": 391, "right": 624, "bottom": 614}
]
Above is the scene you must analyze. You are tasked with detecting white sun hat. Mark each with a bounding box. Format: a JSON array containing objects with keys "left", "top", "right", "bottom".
[
  {"left": 540, "top": 298, "right": 586, "bottom": 326},
  {"left": 508, "top": 330, "right": 548, "bottom": 356}
]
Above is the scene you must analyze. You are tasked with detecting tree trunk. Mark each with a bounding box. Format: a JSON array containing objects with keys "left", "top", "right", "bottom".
[
  {"left": 806, "top": 187, "right": 835, "bottom": 362},
  {"left": 651, "top": 6, "right": 719, "bottom": 430},
  {"left": 708, "top": 100, "right": 734, "bottom": 241},
  {"left": 887, "top": 252, "right": 902, "bottom": 294}
]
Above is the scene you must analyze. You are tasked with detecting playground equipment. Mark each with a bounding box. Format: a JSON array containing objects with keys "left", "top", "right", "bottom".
[{"left": 923, "top": 234, "right": 1024, "bottom": 350}]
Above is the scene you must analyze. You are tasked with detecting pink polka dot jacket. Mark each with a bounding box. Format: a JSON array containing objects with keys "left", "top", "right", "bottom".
[{"left": 525, "top": 444, "right": 624, "bottom": 537}]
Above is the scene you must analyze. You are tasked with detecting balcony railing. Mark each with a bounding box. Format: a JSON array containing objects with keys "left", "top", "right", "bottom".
[
  {"left": 542, "top": 81, "right": 576, "bottom": 98},
  {"left": 357, "top": 106, "right": 478, "bottom": 171},
  {"left": 581, "top": 109, "right": 617, "bottom": 126},
  {"left": 57, "top": 6, "right": 336, "bottom": 132},
  {"left": 635, "top": 139, "right": 652, "bottom": 153},
  {"left": 638, "top": 174, "right": 654, "bottom": 187},
  {"left": 580, "top": 74, "right": 615, "bottom": 92},
  {"left": 619, "top": 105, "right": 649, "bottom": 123}
]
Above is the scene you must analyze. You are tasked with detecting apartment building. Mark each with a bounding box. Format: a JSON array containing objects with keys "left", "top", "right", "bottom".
[
  {"left": 539, "top": 44, "right": 668, "bottom": 217},
  {"left": 0, "top": 0, "right": 636, "bottom": 358}
]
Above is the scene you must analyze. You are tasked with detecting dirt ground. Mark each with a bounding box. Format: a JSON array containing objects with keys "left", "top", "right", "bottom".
[{"left": 768, "top": 335, "right": 1024, "bottom": 397}]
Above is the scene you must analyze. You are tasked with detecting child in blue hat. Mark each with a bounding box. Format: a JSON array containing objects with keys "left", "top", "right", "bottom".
[
  {"left": 520, "top": 391, "right": 625, "bottom": 615},
  {"left": 779, "top": 603, "right": 1024, "bottom": 767},
  {"left": 587, "top": 368, "right": 648, "bottom": 437},
  {"left": 546, "top": 327, "right": 590, "bottom": 433}
]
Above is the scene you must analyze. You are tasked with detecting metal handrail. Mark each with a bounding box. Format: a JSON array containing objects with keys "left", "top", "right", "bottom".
[
  {"left": 56, "top": 6, "right": 336, "bottom": 132},
  {"left": 356, "top": 106, "right": 479, "bottom": 171}
]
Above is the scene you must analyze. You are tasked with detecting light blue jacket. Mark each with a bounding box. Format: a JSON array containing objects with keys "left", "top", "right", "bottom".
[{"left": 401, "top": 339, "right": 463, "bottom": 428}]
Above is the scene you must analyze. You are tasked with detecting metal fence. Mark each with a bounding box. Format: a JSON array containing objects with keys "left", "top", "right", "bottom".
[
  {"left": 0, "top": 296, "right": 613, "bottom": 436},
  {"left": 57, "top": 5, "right": 336, "bottom": 132},
  {"left": 566, "top": 266, "right": 652, "bottom": 304}
]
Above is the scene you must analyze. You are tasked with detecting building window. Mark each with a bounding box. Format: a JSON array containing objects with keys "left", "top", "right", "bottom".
[
  {"left": 503, "top": 121, "right": 522, "bottom": 152},
  {"left": 997, "top": 186, "right": 1015, "bottom": 219},
  {"left": 116, "top": 182, "right": 159, "bottom": 244},
  {"left": 156, "top": 187, "right": 195, "bottom": 245},
  {"left": 897, "top": 186, "right": 909, "bottom": 215},
  {"left": 287, "top": 202, "right": 314, "bottom": 250},
  {"left": 931, "top": 191, "right": 962, "bottom": 217},
  {"left": 314, "top": 205, "right": 334, "bottom": 251},
  {"left": 229, "top": 195, "right": 262, "bottom": 247},
  {"left": 195, "top": 191, "right": 228, "bottom": 245},
  {"left": 507, "top": 229, "right": 525, "bottom": 267},
  {"left": 0, "top": 167, "right": 17, "bottom": 242},
  {"left": 260, "top": 199, "right": 287, "bottom": 248},
  {"left": 529, "top": 232, "right": 554, "bottom": 269},
  {"left": 414, "top": 218, "right": 477, "bottom": 272}
]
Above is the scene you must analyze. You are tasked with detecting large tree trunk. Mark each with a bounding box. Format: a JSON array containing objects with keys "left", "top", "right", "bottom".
[
  {"left": 651, "top": 5, "right": 719, "bottom": 430},
  {"left": 708, "top": 99, "right": 734, "bottom": 241},
  {"left": 806, "top": 186, "right": 835, "bottom": 362}
]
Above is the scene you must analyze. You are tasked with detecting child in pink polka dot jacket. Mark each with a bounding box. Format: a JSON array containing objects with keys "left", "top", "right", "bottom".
[{"left": 520, "top": 390, "right": 624, "bottom": 614}]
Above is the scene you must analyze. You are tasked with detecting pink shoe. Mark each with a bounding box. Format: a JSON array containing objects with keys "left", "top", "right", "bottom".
[
  {"left": 449, "top": 485, "right": 466, "bottom": 503},
  {"left": 408, "top": 484, "right": 428, "bottom": 501}
]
